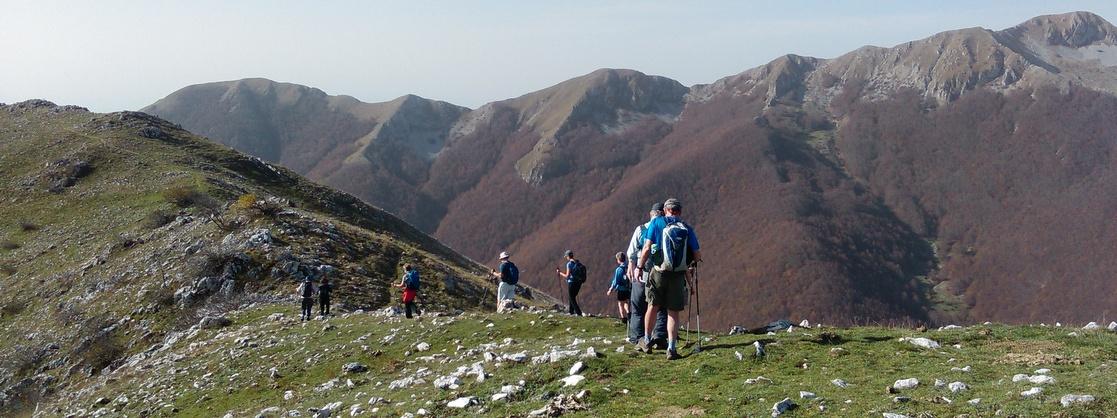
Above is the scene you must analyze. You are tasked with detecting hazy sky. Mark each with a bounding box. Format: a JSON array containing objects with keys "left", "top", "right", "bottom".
[{"left": 3, "top": 1, "right": 1116, "bottom": 112}]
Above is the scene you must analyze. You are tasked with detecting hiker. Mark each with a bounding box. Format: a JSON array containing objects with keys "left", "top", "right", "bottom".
[
  {"left": 555, "top": 250, "right": 585, "bottom": 316},
  {"left": 490, "top": 252, "right": 519, "bottom": 312},
  {"left": 605, "top": 251, "right": 631, "bottom": 323},
  {"left": 626, "top": 203, "right": 668, "bottom": 345},
  {"left": 296, "top": 278, "right": 316, "bottom": 321},
  {"left": 637, "top": 198, "right": 702, "bottom": 360},
  {"left": 318, "top": 276, "right": 333, "bottom": 316},
  {"left": 396, "top": 264, "right": 422, "bottom": 318}
]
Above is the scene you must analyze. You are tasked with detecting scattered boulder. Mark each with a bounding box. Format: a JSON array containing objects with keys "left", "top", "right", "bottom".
[
  {"left": 415, "top": 342, "right": 431, "bottom": 352},
  {"left": 562, "top": 375, "right": 586, "bottom": 387},
  {"left": 892, "top": 378, "right": 919, "bottom": 390},
  {"left": 1108, "top": 321, "right": 1117, "bottom": 331},
  {"left": 729, "top": 326, "right": 747, "bottom": 335},
  {"left": 893, "top": 396, "right": 911, "bottom": 403},
  {"left": 1021, "top": 387, "right": 1044, "bottom": 398},
  {"left": 1060, "top": 394, "right": 1096, "bottom": 407},
  {"left": 446, "top": 397, "right": 476, "bottom": 408},
  {"left": 831, "top": 379, "right": 849, "bottom": 388},
  {"left": 899, "top": 337, "right": 940, "bottom": 349},
  {"left": 754, "top": 341, "right": 766, "bottom": 357},
  {"left": 882, "top": 414, "right": 910, "bottom": 418},
  {"left": 198, "top": 315, "right": 232, "bottom": 329},
  {"left": 569, "top": 361, "right": 586, "bottom": 376},
  {"left": 1083, "top": 322, "right": 1101, "bottom": 330},
  {"left": 433, "top": 376, "right": 461, "bottom": 390},
  {"left": 948, "top": 381, "right": 968, "bottom": 393},
  {"left": 799, "top": 391, "right": 816, "bottom": 400},
  {"left": 342, "top": 363, "right": 368, "bottom": 374},
  {"left": 967, "top": 398, "right": 981, "bottom": 405},
  {"left": 771, "top": 398, "right": 797, "bottom": 416}
]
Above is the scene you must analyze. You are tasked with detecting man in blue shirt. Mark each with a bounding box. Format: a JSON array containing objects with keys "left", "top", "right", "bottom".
[
  {"left": 625, "top": 203, "right": 668, "bottom": 345},
  {"left": 637, "top": 198, "right": 702, "bottom": 360}
]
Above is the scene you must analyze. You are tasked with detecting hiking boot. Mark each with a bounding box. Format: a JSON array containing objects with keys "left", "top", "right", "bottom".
[
  {"left": 666, "top": 349, "right": 682, "bottom": 360},
  {"left": 636, "top": 338, "right": 651, "bottom": 353}
]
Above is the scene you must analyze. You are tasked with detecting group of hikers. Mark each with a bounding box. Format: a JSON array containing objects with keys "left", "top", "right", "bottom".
[
  {"left": 293, "top": 197, "right": 701, "bottom": 359},
  {"left": 488, "top": 198, "right": 702, "bottom": 360}
]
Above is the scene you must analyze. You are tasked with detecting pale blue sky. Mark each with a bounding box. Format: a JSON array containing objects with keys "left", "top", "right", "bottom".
[{"left": 2, "top": 1, "right": 1115, "bottom": 112}]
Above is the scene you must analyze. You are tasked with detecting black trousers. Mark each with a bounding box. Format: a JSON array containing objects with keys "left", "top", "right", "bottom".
[
  {"left": 405, "top": 301, "right": 420, "bottom": 318},
  {"left": 319, "top": 296, "right": 330, "bottom": 315},
  {"left": 301, "top": 298, "right": 313, "bottom": 320},
  {"left": 629, "top": 280, "right": 668, "bottom": 343},
  {"left": 567, "top": 281, "right": 583, "bottom": 316}
]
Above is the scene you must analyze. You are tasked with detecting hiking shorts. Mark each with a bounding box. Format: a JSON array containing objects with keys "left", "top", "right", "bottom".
[
  {"left": 647, "top": 269, "right": 687, "bottom": 311},
  {"left": 615, "top": 289, "right": 631, "bottom": 301},
  {"left": 402, "top": 288, "right": 417, "bottom": 303},
  {"left": 498, "top": 281, "right": 516, "bottom": 301}
]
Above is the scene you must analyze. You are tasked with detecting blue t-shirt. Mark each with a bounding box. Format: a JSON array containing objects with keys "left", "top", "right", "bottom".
[
  {"left": 643, "top": 216, "right": 700, "bottom": 252},
  {"left": 611, "top": 262, "right": 630, "bottom": 291},
  {"left": 565, "top": 260, "right": 577, "bottom": 283}
]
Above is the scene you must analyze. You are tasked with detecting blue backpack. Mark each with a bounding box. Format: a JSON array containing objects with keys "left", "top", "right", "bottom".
[
  {"left": 405, "top": 270, "right": 420, "bottom": 291},
  {"left": 658, "top": 219, "right": 691, "bottom": 272}
]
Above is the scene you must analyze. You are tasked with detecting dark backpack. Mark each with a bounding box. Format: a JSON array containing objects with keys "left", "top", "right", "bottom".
[
  {"left": 405, "top": 270, "right": 420, "bottom": 291},
  {"left": 502, "top": 262, "right": 519, "bottom": 285},
  {"left": 571, "top": 260, "right": 587, "bottom": 284}
]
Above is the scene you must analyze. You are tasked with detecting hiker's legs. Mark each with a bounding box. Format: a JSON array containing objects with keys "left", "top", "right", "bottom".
[
  {"left": 301, "top": 298, "right": 312, "bottom": 320},
  {"left": 653, "top": 306, "right": 668, "bottom": 341},
  {"left": 666, "top": 309, "right": 680, "bottom": 344},
  {"left": 644, "top": 303, "right": 661, "bottom": 340},
  {"left": 628, "top": 281, "right": 647, "bottom": 342},
  {"left": 567, "top": 282, "right": 582, "bottom": 315},
  {"left": 405, "top": 301, "right": 415, "bottom": 318}
]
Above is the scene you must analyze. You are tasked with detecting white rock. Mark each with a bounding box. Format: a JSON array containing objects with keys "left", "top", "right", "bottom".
[
  {"left": 415, "top": 342, "right": 431, "bottom": 352},
  {"left": 569, "top": 361, "right": 586, "bottom": 376},
  {"left": 967, "top": 398, "right": 981, "bottom": 405},
  {"left": 284, "top": 390, "right": 295, "bottom": 400},
  {"left": 900, "top": 337, "right": 941, "bottom": 349},
  {"left": 771, "top": 398, "right": 796, "bottom": 416},
  {"left": 882, "top": 414, "right": 910, "bottom": 418},
  {"left": 934, "top": 379, "right": 946, "bottom": 389},
  {"left": 831, "top": 379, "right": 849, "bottom": 388},
  {"left": 433, "top": 376, "right": 462, "bottom": 390},
  {"left": 892, "top": 378, "right": 919, "bottom": 390},
  {"left": 491, "top": 393, "right": 509, "bottom": 402},
  {"left": 940, "top": 325, "right": 962, "bottom": 330},
  {"left": 799, "top": 320, "right": 810, "bottom": 327},
  {"left": 1021, "top": 387, "right": 1044, "bottom": 398},
  {"left": 1068, "top": 332, "right": 1080, "bottom": 337},
  {"left": 950, "top": 365, "right": 971, "bottom": 372},
  {"left": 505, "top": 352, "right": 529, "bottom": 362},
  {"left": 799, "top": 391, "right": 816, "bottom": 400},
  {"left": 446, "top": 397, "right": 476, "bottom": 408},
  {"left": 1108, "top": 321, "right": 1117, "bottom": 331},
  {"left": 754, "top": 341, "right": 766, "bottom": 357},
  {"left": 948, "top": 381, "right": 968, "bottom": 393},
  {"left": 1028, "top": 375, "right": 1055, "bottom": 385},
  {"left": 348, "top": 405, "right": 363, "bottom": 417},
  {"left": 745, "top": 376, "right": 773, "bottom": 385},
  {"left": 562, "top": 375, "right": 586, "bottom": 387},
  {"left": 1083, "top": 322, "right": 1101, "bottom": 330},
  {"left": 1012, "top": 374, "right": 1029, "bottom": 382},
  {"left": 1034, "top": 368, "right": 1051, "bottom": 375},
  {"left": 735, "top": 351, "right": 743, "bottom": 361},
  {"left": 1060, "top": 394, "right": 1096, "bottom": 407},
  {"left": 415, "top": 408, "right": 428, "bottom": 416},
  {"left": 581, "top": 347, "right": 599, "bottom": 359},
  {"left": 499, "top": 384, "right": 523, "bottom": 395}
]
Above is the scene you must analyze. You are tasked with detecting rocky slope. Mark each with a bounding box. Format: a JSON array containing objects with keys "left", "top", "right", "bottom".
[
  {"left": 145, "top": 12, "right": 1117, "bottom": 328},
  {"left": 0, "top": 101, "right": 554, "bottom": 415},
  {"left": 36, "top": 305, "right": 1117, "bottom": 417}
]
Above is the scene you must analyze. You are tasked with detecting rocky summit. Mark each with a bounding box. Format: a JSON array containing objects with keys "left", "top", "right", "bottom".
[{"left": 146, "top": 12, "right": 1117, "bottom": 329}]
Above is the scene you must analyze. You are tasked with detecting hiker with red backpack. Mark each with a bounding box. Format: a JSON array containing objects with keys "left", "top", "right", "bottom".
[
  {"left": 556, "top": 250, "right": 586, "bottom": 316},
  {"left": 636, "top": 198, "right": 702, "bottom": 360},
  {"left": 396, "top": 264, "right": 421, "bottom": 318}
]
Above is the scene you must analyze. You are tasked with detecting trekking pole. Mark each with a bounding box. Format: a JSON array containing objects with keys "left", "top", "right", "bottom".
[
  {"left": 686, "top": 285, "right": 692, "bottom": 346},
  {"left": 693, "top": 263, "right": 702, "bottom": 353}
]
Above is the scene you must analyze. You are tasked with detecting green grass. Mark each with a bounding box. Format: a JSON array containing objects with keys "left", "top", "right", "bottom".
[{"left": 62, "top": 305, "right": 1117, "bottom": 417}]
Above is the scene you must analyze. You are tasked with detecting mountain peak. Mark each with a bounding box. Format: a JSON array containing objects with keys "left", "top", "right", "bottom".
[{"left": 1009, "top": 11, "right": 1117, "bottom": 47}]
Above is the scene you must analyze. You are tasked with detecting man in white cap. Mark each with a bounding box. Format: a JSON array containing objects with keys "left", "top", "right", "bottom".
[{"left": 490, "top": 251, "right": 519, "bottom": 312}]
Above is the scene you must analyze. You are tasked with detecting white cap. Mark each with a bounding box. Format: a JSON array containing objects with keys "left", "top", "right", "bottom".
[{"left": 499, "top": 251, "right": 510, "bottom": 260}]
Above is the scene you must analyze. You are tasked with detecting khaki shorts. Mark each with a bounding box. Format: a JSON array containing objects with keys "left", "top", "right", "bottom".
[{"left": 646, "top": 269, "right": 687, "bottom": 311}]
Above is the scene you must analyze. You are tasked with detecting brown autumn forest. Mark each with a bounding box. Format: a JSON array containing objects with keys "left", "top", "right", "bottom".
[{"left": 143, "top": 12, "right": 1117, "bottom": 329}]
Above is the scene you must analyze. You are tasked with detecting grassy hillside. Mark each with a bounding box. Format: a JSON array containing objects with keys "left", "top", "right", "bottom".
[
  {"left": 0, "top": 100, "right": 554, "bottom": 415},
  {"left": 43, "top": 305, "right": 1117, "bottom": 417}
]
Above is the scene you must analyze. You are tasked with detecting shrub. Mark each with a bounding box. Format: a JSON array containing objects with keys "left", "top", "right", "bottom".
[
  {"left": 232, "top": 194, "right": 258, "bottom": 211},
  {"left": 145, "top": 209, "right": 176, "bottom": 229},
  {"left": 163, "top": 184, "right": 221, "bottom": 214},
  {"left": 19, "top": 221, "right": 39, "bottom": 232},
  {"left": 0, "top": 240, "right": 18, "bottom": 251},
  {"left": 233, "top": 193, "right": 283, "bottom": 219}
]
